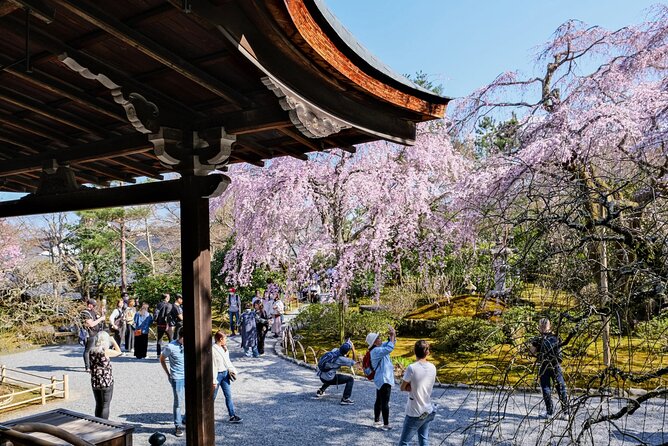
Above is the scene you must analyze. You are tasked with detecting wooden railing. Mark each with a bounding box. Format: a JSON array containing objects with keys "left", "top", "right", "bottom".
[{"left": 0, "top": 365, "right": 68, "bottom": 413}]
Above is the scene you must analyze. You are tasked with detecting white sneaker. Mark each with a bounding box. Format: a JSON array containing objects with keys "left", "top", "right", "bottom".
[
  {"left": 539, "top": 411, "right": 553, "bottom": 419},
  {"left": 373, "top": 421, "right": 383, "bottom": 429}
]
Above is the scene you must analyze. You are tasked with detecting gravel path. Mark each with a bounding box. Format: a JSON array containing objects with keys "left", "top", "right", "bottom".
[{"left": 1, "top": 322, "right": 666, "bottom": 445}]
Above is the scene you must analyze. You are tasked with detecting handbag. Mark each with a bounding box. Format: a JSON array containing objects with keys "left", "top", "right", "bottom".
[{"left": 134, "top": 329, "right": 142, "bottom": 336}]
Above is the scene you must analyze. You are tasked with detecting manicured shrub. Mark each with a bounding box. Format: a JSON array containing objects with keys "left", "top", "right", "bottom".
[{"left": 434, "top": 316, "right": 504, "bottom": 353}]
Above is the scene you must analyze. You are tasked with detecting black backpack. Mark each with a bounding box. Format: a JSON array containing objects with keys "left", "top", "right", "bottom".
[{"left": 156, "top": 302, "right": 172, "bottom": 325}]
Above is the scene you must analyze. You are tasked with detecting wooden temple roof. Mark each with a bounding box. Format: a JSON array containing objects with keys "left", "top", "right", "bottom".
[{"left": 0, "top": 0, "right": 449, "bottom": 194}]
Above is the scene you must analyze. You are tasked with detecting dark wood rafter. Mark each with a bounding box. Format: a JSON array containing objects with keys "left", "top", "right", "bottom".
[
  {"left": 0, "top": 133, "right": 150, "bottom": 177},
  {"left": 43, "top": 0, "right": 250, "bottom": 108},
  {"left": 0, "top": 85, "right": 115, "bottom": 135},
  {"left": 3, "top": 64, "right": 128, "bottom": 122},
  {"left": 0, "top": 112, "right": 71, "bottom": 145},
  {"left": 1, "top": 16, "right": 201, "bottom": 122}
]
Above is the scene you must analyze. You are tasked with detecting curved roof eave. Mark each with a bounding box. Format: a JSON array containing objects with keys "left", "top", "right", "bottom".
[{"left": 310, "top": 0, "right": 451, "bottom": 103}]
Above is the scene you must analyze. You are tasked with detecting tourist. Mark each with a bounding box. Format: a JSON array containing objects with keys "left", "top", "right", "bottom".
[
  {"left": 133, "top": 303, "right": 153, "bottom": 359},
  {"left": 239, "top": 303, "right": 259, "bottom": 357},
  {"left": 81, "top": 299, "right": 105, "bottom": 372},
  {"left": 262, "top": 290, "right": 274, "bottom": 322},
  {"left": 123, "top": 298, "right": 137, "bottom": 352},
  {"left": 227, "top": 288, "right": 241, "bottom": 336},
  {"left": 160, "top": 328, "right": 186, "bottom": 437},
  {"left": 251, "top": 289, "right": 262, "bottom": 306},
  {"left": 315, "top": 340, "right": 356, "bottom": 405},
  {"left": 398, "top": 340, "right": 437, "bottom": 446},
  {"left": 528, "top": 318, "right": 569, "bottom": 418},
  {"left": 168, "top": 294, "right": 184, "bottom": 340},
  {"left": 253, "top": 301, "right": 270, "bottom": 355},
  {"left": 109, "top": 299, "right": 126, "bottom": 348},
  {"left": 366, "top": 326, "right": 396, "bottom": 430},
  {"left": 154, "top": 293, "right": 172, "bottom": 357},
  {"left": 89, "top": 330, "right": 122, "bottom": 419},
  {"left": 212, "top": 331, "right": 242, "bottom": 423},
  {"left": 271, "top": 294, "right": 284, "bottom": 338}
]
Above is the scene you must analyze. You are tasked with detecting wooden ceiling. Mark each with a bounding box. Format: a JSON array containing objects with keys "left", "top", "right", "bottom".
[{"left": 0, "top": 0, "right": 449, "bottom": 193}]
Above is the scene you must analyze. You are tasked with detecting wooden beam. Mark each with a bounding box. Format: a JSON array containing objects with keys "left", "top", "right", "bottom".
[
  {"left": 0, "top": 133, "right": 151, "bottom": 177},
  {"left": 16, "top": 0, "right": 54, "bottom": 23},
  {"left": 0, "top": 174, "right": 228, "bottom": 218},
  {"left": 47, "top": 0, "right": 250, "bottom": 108},
  {"left": 180, "top": 175, "right": 217, "bottom": 446},
  {"left": 276, "top": 127, "right": 322, "bottom": 152},
  {"left": 0, "top": 112, "right": 73, "bottom": 146},
  {"left": 0, "top": 86, "right": 114, "bottom": 135},
  {"left": 4, "top": 64, "right": 127, "bottom": 122},
  {"left": 204, "top": 105, "right": 291, "bottom": 135},
  {"left": 1, "top": 16, "right": 201, "bottom": 123}
]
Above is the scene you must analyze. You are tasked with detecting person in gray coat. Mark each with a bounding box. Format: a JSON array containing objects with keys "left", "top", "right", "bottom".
[
  {"left": 315, "top": 340, "right": 356, "bottom": 405},
  {"left": 239, "top": 303, "right": 259, "bottom": 357}
]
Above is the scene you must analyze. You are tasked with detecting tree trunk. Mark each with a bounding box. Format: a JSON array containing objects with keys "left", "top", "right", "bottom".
[
  {"left": 144, "top": 215, "right": 156, "bottom": 274},
  {"left": 599, "top": 237, "right": 612, "bottom": 368},
  {"left": 120, "top": 219, "right": 127, "bottom": 294}
]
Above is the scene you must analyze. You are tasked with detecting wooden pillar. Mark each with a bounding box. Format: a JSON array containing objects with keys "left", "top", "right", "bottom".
[{"left": 180, "top": 175, "right": 214, "bottom": 446}]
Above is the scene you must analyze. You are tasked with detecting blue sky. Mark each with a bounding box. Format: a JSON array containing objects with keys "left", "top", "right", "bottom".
[{"left": 326, "top": 0, "right": 661, "bottom": 98}]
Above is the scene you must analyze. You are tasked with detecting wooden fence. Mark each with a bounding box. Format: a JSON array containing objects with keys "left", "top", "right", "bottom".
[{"left": 0, "top": 365, "right": 68, "bottom": 413}]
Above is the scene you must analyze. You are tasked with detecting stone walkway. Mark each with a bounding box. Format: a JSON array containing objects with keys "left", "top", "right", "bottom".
[{"left": 1, "top": 327, "right": 666, "bottom": 445}]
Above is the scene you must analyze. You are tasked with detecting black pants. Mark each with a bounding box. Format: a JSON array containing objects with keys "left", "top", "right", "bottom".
[
  {"left": 156, "top": 324, "right": 172, "bottom": 357},
  {"left": 112, "top": 322, "right": 126, "bottom": 347},
  {"left": 125, "top": 325, "right": 135, "bottom": 351},
  {"left": 374, "top": 383, "right": 392, "bottom": 425},
  {"left": 257, "top": 327, "right": 267, "bottom": 354},
  {"left": 83, "top": 335, "right": 97, "bottom": 370},
  {"left": 135, "top": 333, "right": 149, "bottom": 359},
  {"left": 93, "top": 384, "right": 114, "bottom": 419},
  {"left": 319, "top": 374, "right": 354, "bottom": 399}
]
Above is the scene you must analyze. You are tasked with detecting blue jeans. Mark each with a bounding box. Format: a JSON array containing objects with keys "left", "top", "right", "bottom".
[
  {"left": 244, "top": 346, "right": 259, "bottom": 357},
  {"left": 539, "top": 366, "right": 568, "bottom": 414},
  {"left": 229, "top": 311, "right": 240, "bottom": 332},
  {"left": 213, "top": 371, "right": 236, "bottom": 417},
  {"left": 170, "top": 378, "right": 185, "bottom": 426},
  {"left": 398, "top": 411, "right": 436, "bottom": 446}
]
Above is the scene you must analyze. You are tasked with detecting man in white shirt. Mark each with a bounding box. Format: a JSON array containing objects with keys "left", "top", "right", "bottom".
[{"left": 398, "top": 340, "right": 437, "bottom": 446}]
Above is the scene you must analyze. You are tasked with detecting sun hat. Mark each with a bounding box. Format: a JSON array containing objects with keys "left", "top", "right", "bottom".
[{"left": 366, "top": 332, "right": 379, "bottom": 348}]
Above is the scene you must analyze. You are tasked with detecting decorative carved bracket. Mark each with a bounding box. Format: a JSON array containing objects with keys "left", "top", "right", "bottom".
[
  {"left": 58, "top": 53, "right": 159, "bottom": 134},
  {"left": 262, "top": 75, "right": 351, "bottom": 138},
  {"left": 148, "top": 126, "right": 235, "bottom": 176},
  {"left": 35, "top": 159, "right": 82, "bottom": 196}
]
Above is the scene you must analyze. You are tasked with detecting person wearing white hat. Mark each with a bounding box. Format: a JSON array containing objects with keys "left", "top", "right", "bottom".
[{"left": 366, "top": 326, "right": 396, "bottom": 431}]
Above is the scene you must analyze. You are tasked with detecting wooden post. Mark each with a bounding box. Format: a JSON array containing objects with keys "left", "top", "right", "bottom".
[
  {"left": 180, "top": 175, "right": 215, "bottom": 446},
  {"left": 1, "top": 365, "right": 5, "bottom": 384},
  {"left": 50, "top": 376, "right": 56, "bottom": 395},
  {"left": 40, "top": 384, "right": 46, "bottom": 405},
  {"left": 63, "top": 375, "right": 69, "bottom": 399}
]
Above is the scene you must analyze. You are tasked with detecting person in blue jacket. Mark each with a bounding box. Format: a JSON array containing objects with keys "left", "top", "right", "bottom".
[{"left": 366, "top": 326, "right": 396, "bottom": 431}]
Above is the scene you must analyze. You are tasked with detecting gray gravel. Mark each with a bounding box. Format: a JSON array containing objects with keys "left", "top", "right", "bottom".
[{"left": 1, "top": 326, "right": 667, "bottom": 445}]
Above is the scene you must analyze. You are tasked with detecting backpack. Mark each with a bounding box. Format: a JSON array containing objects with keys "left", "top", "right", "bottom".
[
  {"left": 362, "top": 349, "right": 378, "bottom": 380},
  {"left": 317, "top": 350, "right": 340, "bottom": 373},
  {"left": 156, "top": 302, "right": 172, "bottom": 325},
  {"left": 77, "top": 326, "right": 88, "bottom": 346}
]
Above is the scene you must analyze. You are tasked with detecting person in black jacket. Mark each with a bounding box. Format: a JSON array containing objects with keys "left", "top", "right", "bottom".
[
  {"left": 253, "top": 301, "right": 270, "bottom": 355},
  {"left": 529, "top": 318, "right": 569, "bottom": 418}
]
